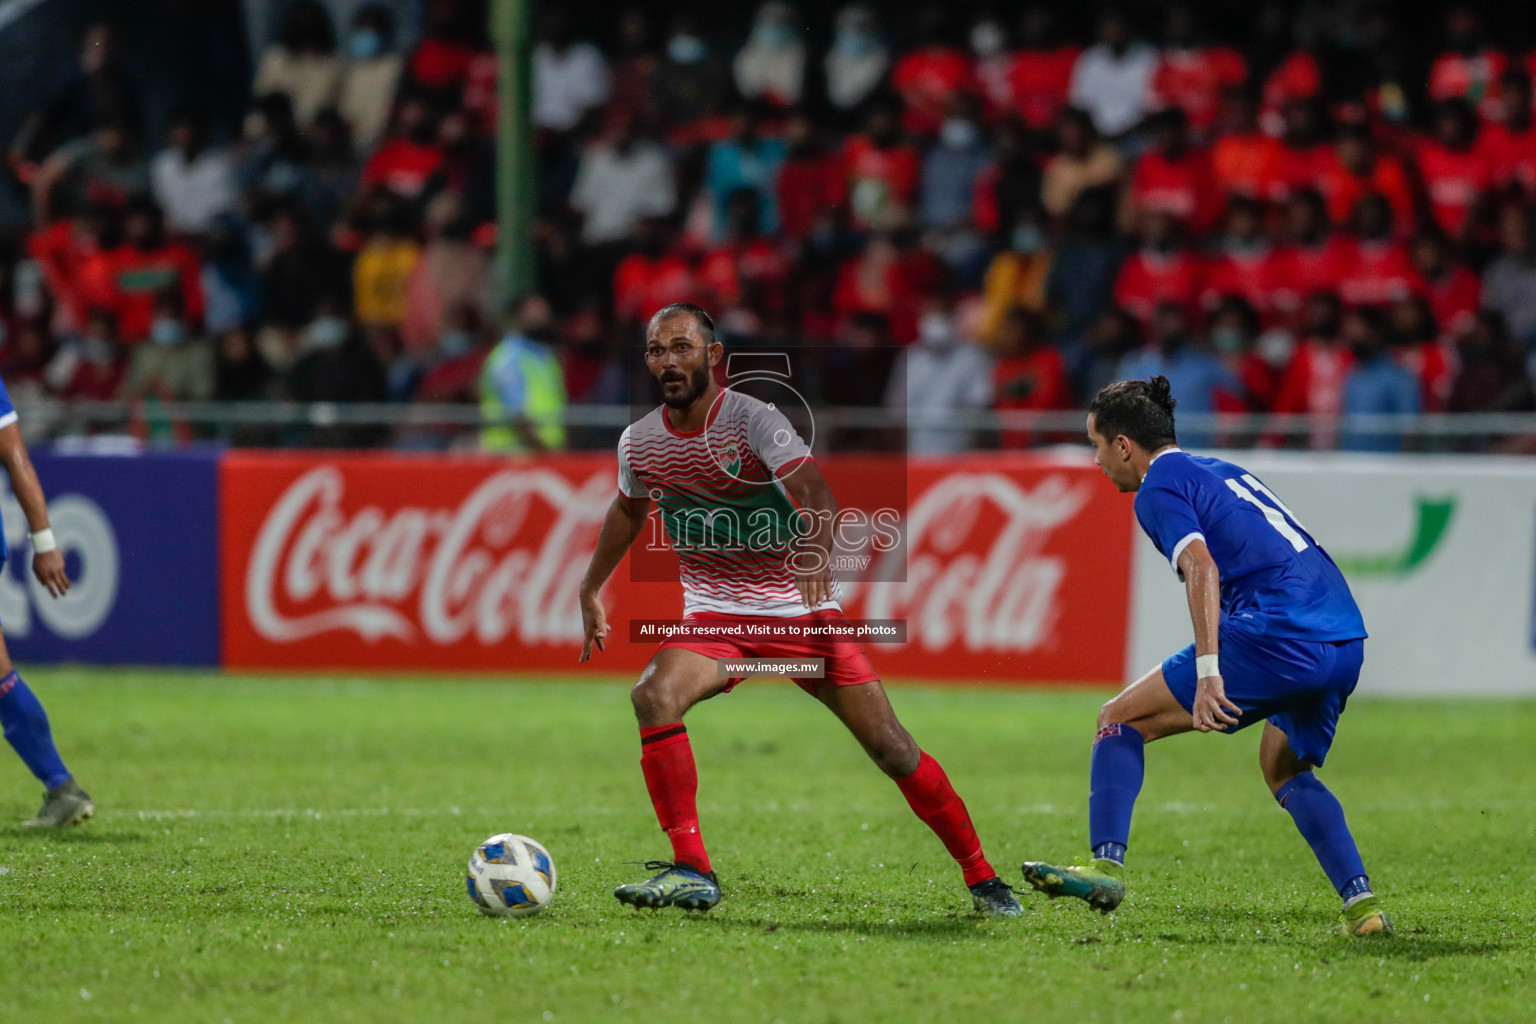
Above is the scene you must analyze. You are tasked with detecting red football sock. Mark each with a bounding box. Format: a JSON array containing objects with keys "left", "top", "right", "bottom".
[
  {"left": 894, "top": 751, "right": 994, "bottom": 886},
  {"left": 639, "top": 723, "right": 711, "bottom": 873}
]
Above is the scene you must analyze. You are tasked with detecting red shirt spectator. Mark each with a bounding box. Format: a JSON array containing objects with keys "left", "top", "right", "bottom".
[
  {"left": 699, "top": 239, "right": 789, "bottom": 312},
  {"left": 103, "top": 202, "right": 203, "bottom": 343},
  {"left": 408, "top": 37, "right": 479, "bottom": 94},
  {"left": 1428, "top": 10, "right": 1507, "bottom": 121},
  {"left": 1201, "top": 199, "right": 1282, "bottom": 320},
  {"left": 1272, "top": 337, "right": 1353, "bottom": 424},
  {"left": 1149, "top": 46, "right": 1247, "bottom": 134},
  {"left": 613, "top": 251, "right": 699, "bottom": 324},
  {"left": 1261, "top": 51, "right": 1323, "bottom": 132},
  {"left": 1008, "top": 46, "right": 1080, "bottom": 130},
  {"left": 1210, "top": 89, "right": 1283, "bottom": 200},
  {"left": 1113, "top": 245, "right": 1204, "bottom": 326},
  {"left": 890, "top": 46, "right": 975, "bottom": 136},
  {"left": 777, "top": 117, "right": 845, "bottom": 240},
  {"left": 462, "top": 52, "right": 498, "bottom": 135},
  {"left": 1337, "top": 237, "right": 1416, "bottom": 308},
  {"left": 1129, "top": 146, "right": 1219, "bottom": 236},
  {"left": 361, "top": 139, "right": 445, "bottom": 201},
  {"left": 28, "top": 218, "right": 112, "bottom": 334},
  {"left": 832, "top": 238, "right": 939, "bottom": 343},
  {"left": 841, "top": 119, "right": 921, "bottom": 229},
  {"left": 1477, "top": 70, "right": 1536, "bottom": 192},
  {"left": 1414, "top": 101, "right": 1493, "bottom": 236},
  {"left": 1315, "top": 131, "right": 1416, "bottom": 233},
  {"left": 1410, "top": 231, "right": 1481, "bottom": 339}
]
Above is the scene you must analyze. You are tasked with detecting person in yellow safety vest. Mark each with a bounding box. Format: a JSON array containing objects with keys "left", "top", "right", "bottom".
[{"left": 480, "top": 293, "right": 568, "bottom": 452}]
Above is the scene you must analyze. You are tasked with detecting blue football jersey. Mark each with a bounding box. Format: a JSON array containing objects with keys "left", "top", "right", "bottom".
[
  {"left": 0, "top": 373, "right": 15, "bottom": 564},
  {"left": 1134, "top": 449, "right": 1367, "bottom": 642}
]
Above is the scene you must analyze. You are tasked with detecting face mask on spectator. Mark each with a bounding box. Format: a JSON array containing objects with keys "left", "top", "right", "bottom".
[
  {"left": 150, "top": 317, "right": 185, "bottom": 347},
  {"left": 834, "top": 28, "right": 879, "bottom": 56},
  {"left": 350, "top": 29, "right": 384, "bottom": 59},
  {"left": 1211, "top": 326, "right": 1246, "bottom": 355},
  {"left": 305, "top": 316, "right": 349, "bottom": 351},
  {"left": 970, "top": 22, "right": 1005, "bottom": 57},
  {"left": 82, "top": 337, "right": 116, "bottom": 364},
  {"left": 1011, "top": 222, "right": 1045, "bottom": 254},
  {"left": 751, "top": 17, "right": 796, "bottom": 50},
  {"left": 939, "top": 118, "right": 980, "bottom": 149},
  {"left": 918, "top": 312, "right": 956, "bottom": 348},
  {"left": 667, "top": 34, "right": 707, "bottom": 63},
  {"left": 440, "top": 330, "right": 473, "bottom": 359}
]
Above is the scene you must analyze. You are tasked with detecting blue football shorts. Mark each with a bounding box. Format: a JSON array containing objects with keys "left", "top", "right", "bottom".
[{"left": 1162, "top": 623, "right": 1365, "bottom": 767}]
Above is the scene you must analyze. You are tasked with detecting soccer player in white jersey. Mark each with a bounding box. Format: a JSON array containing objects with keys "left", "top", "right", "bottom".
[
  {"left": 0, "top": 372, "right": 90, "bottom": 826},
  {"left": 579, "top": 303, "right": 1021, "bottom": 915}
]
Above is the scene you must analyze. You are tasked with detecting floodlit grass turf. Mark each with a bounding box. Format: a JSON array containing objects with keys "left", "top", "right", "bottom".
[{"left": 0, "top": 672, "right": 1532, "bottom": 1024}]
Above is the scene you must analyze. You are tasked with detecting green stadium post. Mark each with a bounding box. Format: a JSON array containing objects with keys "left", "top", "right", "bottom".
[{"left": 492, "top": 0, "right": 536, "bottom": 307}]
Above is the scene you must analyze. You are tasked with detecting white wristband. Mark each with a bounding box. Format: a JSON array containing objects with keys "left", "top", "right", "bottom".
[
  {"left": 1195, "top": 654, "right": 1220, "bottom": 679},
  {"left": 30, "top": 528, "right": 57, "bottom": 554}
]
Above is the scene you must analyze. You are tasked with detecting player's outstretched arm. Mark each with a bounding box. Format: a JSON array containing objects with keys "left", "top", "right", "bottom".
[
  {"left": 578, "top": 493, "right": 651, "bottom": 661},
  {"left": 0, "top": 422, "right": 67, "bottom": 599},
  {"left": 778, "top": 461, "right": 837, "bottom": 609},
  {"left": 1177, "top": 539, "right": 1238, "bottom": 732}
]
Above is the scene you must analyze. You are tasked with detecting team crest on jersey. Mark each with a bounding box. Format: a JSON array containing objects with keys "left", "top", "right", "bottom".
[{"left": 713, "top": 441, "right": 742, "bottom": 476}]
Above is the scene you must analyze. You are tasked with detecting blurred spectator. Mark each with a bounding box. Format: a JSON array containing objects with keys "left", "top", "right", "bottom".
[
  {"left": 1117, "top": 301, "right": 1238, "bottom": 442},
  {"left": 1046, "top": 187, "right": 1126, "bottom": 358},
  {"left": 885, "top": 294, "right": 992, "bottom": 454},
  {"left": 657, "top": 15, "right": 730, "bottom": 127},
  {"left": 826, "top": 5, "right": 890, "bottom": 114},
  {"left": 1336, "top": 194, "right": 1415, "bottom": 308},
  {"left": 1069, "top": 7, "right": 1158, "bottom": 138},
  {"left": 481, "top": 293, "right": 568, "bottom": 453},
  {"left": 1414, "top": 100, "right": 1493, "bottom": 238},
  {"left": 604, "top": 10, "right": 660, "bottom": 127},
  {"left": 977, "top": 208, "right": 1050, "bottom": 346},
  {"left": 1272, "top": 290, "right": 1351, "bottom": 447},
  {"left": 1272, "top": 99, "right": 1331, "bottom": 202},
  {"left": 1482, "top": 204, "right": 1536, "bottom": 351},
  {"left": 306, "top": 108, "right": 363, "bottom": 229},
  {"left": 31, "top": 121, "right": 148, "bottom": 224},
  {"left": 415, "top": 302, "right": 493, "bottom": 405},
  {"left": 822, "top": 312, "right": 897, "bottom": 414},
  {"left": 151, "top": 109, "right": 237, "bottom": 236},
  {"left": 404, "top": 0, "right": 482, "bottom": 106},
  {"left": 1113, "top": 209, "right": 1202, "bottom": 326},
  {"left": 353, "top": 199, "right": 421, "bottom": 329},
  {"left": 776, "top": 114, "right": 844, "bottom": 241},
  {"left": 532, "top": 9, "right": 611, "bottom": 133},
  {"left": 1269, "top": 188, "right": 1342, "bottom": 323},
  {"left": 1006, "top": 7, "right": 1079, "bottom": 131},
  {"left": 8, "top": 24, "right": 141, "bottom": 168},
  {"left": 402, "top": 193, "right": 490, "bottom": 354},
  {"left": 214, "top": 325, "right": 274, "bottom": 401},
  {"left": 121, "top": 289, "right": 215, "bottom": 402},
  {"left": 287, "top": 296, "right": 388, "bottom": 447},
  {"left": 110, "top": 198, "right": 205, "bottom": 344},
  {"left": 366, "top": 325, "right": 420, "bottom": 401},
  {"left": 734, "top": 2, "right": 806, "bottom": 108},
  {"left": 29, "top": 204, "right": 117, "bottom": 336},
  {"left": 833, "top": 232, "right": 937, "bottom": 344},
  {"left": 920, "top": 95, "right": 990, "bottom": 231},
  {"left": 1125, "top": 108, "right": 1219, "bottom": 236},
  {"left": 969, "top": 16, "right": 1013, "bottom": 120},
  {"left": 50, "top": 309, "right": 126, "bottom": 401},
  {"left": 613, "top": 218, "right": 699, "bottom": 326},
  {"left": 1202, "top": 198, "right": 1281, "bottom": 323},
  {"left": 259, "top": 206, "right": 348, "bottom": 347},
  {"left": 1409, "top": 229, "right": 1480, "bottom": 341},
  {"left": 1041, "top": 107, "right": 1121, "bottom": 220},
  {"left": 889, "top": 8, "right": 974, "bottom": 137},
  {"left": 339, "top": 5, "right": 405, "bottom": 151},
  {"left": 706, "top": 109, "right": 786, "bottom": 239},
  {"left": 1478, "top": 69, "right": 1536, "bottom": 196},
  {"left": 992, "top": 307, "right": 1068, "bottom": 447},
  {"left": 0, "top": 322, "right": 57, "bottom": 406},
  {"left": 1210, "top": 89, "right": 1281, "bottom": 202},
  {"left": 200, "top": 215, "right": 261, "bottom": 334},
  {"left": 1388, "top": 295, "right": 1452, "bottom": 411},
  {"left": 1148, "top": 4, "right": 1247, "bottom": 137},
  {"left": 1316, "top": 124, "right": 1415, "bottom": 232},
  {"left": 1449, "top": 310, "right": 1535, "bottom": 415},
  {"left": 569, "top": 114, "right": 676, "bottom": 245},
  {"left": 972, "top": 120, "right": 1043, "bottom": 242},
  {"left": 235, "top": 93, "right": 315, "bottom": 211},
  {"left": 360, "top": 97, "right": 445, "bottom": 203},
  {"left": 842, "top": 102, "right": 919, "bottom": 230},
  {"left": 1207, "top": 297, "right": 1280, "bottom": 410},
  {"left": 254, "top": 0, "right": 343, "bottom": 130},
  {"left": 1427, "top": 9, "right": 1506, "bottom": 121},
  {"left": 1258, "top": 30, "right": 1322, "bottom": 136},
  {"left": 1078, "top": 307, "right": 1142, "bottom": 398},
  {"left": 1339, "top": 307, "right": 1420, "bottom": 452},
  {"left": 700, "top": 192, "right": 789, "bottom": 317}
]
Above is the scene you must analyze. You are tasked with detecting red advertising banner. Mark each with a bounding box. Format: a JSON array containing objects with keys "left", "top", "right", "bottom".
[{"left": 220, "top": 452, "right": 1133, "bottom": 683}]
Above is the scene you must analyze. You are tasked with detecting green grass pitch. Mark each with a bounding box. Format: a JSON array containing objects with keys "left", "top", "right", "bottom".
[{"left": 0, "top": 670, "right": 1533, "bottom": 1024}]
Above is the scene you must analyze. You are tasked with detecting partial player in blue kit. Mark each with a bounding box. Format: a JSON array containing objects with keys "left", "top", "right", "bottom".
[
  {"left": 0, "top": 372, "right": 91, "bottom": 827},
  {"left": 1022, "top": 375, "right": 1392, "bottom": 936}
]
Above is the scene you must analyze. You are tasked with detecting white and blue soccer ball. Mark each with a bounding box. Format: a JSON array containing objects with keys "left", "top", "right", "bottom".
[{"left": 466, "top": 833, "right": 557, "bottom": 918}]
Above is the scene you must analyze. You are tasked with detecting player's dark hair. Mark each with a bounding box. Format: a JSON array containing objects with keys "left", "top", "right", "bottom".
[
  {"left": 1090, "top": 376, "right": 1178, "bottom": 451},
  {"left": 649, "top": 302, "right": 716, "bottom": 344}
]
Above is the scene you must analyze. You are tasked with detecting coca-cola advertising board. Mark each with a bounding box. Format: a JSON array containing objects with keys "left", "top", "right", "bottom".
[{"left": 220, "top": 452, "right": 1133, "bottom": 683}]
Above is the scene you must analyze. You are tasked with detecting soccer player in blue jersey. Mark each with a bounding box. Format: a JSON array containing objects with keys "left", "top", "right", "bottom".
[
  {"left": 1022, "top": 376, "right": 1391, "bottom": 936},
  {"left": 0, "top": 374, "right": 89, "bottom": 827}
]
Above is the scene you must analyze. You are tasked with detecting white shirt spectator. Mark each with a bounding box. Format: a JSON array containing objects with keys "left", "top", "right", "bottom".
[
  {"left": 533, "top": 41, "right": 611, "bottom": 132},
  {"left": 1070, "top": 42, "right": 1158, "bottom": 137},
  {"left": 570, "top": 138, "right": 676, "bottom": 244},
  {"left": 885, "top": 313, "right": 994, "bottom": 455},
  {"left": 734, "top": 3, "right": 805, "bottom": 105},
  {"left": 151, "top": 147, "right": 238, "bottom": 235}
]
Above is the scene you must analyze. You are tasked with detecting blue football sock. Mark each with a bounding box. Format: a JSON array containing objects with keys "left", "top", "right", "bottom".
[
  {"left": 1088, "top": 724, "right": 1145, "bottom": 864},
  {"left": 1275, "top": 773, "right": 1368, "bottom": 900},
  {"left": 0, "top": 671, "right": 72, "bottom": 790}
]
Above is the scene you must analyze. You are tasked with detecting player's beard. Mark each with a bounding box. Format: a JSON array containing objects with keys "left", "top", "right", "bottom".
[{"left": 660, "top": 364, "right": 711, "bottom": 409}]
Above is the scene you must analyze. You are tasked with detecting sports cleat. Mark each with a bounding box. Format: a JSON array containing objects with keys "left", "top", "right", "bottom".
[
  {"left": 20, "top": 779, "right": 94, "bottom": 828},
  {"left": 1339, "top": 894, "right": 1394, "bottom": 936},
  {"left": 614, "top": 861, "right": 721, "bottom": 911},
  {"left": 1021, "top": 857, "right": 1126, "bottom": 914},
  {"left": 969, "top": 876, "right": 1025, "bottom": 917}
]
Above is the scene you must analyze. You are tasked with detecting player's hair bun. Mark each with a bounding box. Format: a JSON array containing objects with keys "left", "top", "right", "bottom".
[{"left": 1147, "top": 375, "right": 1177, "bottom": 412}]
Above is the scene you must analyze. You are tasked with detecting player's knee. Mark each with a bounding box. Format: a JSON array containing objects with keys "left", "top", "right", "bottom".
[
  {"left": 630, "top": 677, "right": 685, "bottom": 726},
  {"left": 1096, "top": 699, "right": 1128, "bottom": 732},
  {"left": 866, "top": 727, "right": 920, "bottom": 778}
]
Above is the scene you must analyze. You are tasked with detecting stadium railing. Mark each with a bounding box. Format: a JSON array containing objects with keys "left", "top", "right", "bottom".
[{"left": 16, "top": 401, "right": 1536, "bottom": 453}]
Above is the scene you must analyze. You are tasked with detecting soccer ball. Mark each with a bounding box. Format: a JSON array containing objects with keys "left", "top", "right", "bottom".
[{"left": 466, "top": 833, "right": 557, "bottom": 917}]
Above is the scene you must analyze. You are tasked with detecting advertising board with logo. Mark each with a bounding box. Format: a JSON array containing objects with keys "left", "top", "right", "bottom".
[{"left": 5, "top": 450, "right": 221, "bottom": 666}]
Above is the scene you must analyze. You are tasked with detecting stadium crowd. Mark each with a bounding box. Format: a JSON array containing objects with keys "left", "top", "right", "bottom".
[{"left": 4, "top": 0, "right": 1536, "bottom": 451}]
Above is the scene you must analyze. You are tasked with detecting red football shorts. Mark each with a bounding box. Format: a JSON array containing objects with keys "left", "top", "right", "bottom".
[{"left": 657, "top": 609, "right": 880, "bottom": 695}]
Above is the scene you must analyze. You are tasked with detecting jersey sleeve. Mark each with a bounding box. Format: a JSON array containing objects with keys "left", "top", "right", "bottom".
[
  {"left": 1135, "top": 479, "right": 1206, "bottom": 580},
  {"left": 0, "top": 373, "right": 17, "bottom": 430},
  {"left": 616, "top": 428, "right": 647, "bottom": 498},
  {"left": 745, "top": 401, "right": 813, "bottom": 477}
]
